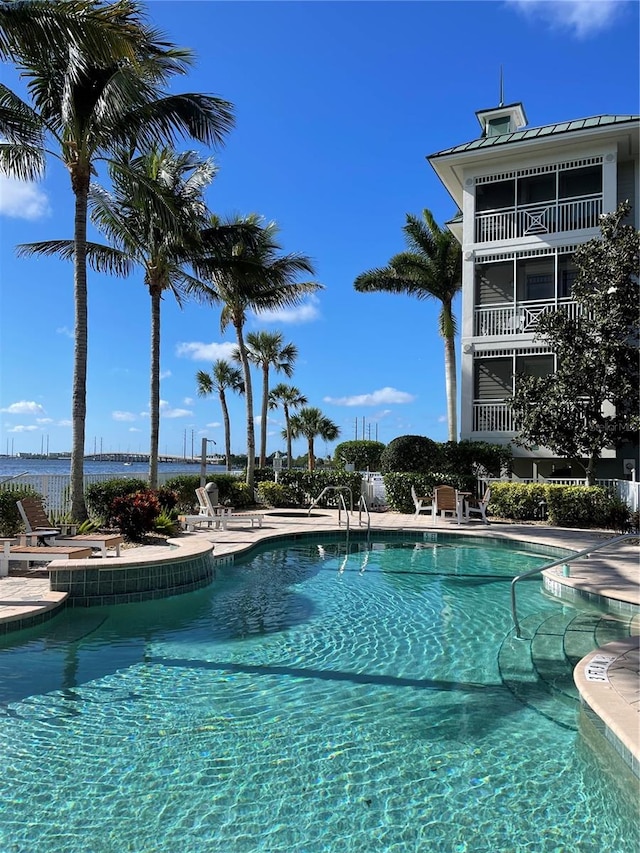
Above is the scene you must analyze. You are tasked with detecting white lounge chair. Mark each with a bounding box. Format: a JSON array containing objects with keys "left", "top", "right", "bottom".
[
  {"left": 411, "top": 485, "right": 433, "bottom": 519},
  {"left": 179, "top": 488, "right": 263, "bottom": 531}
]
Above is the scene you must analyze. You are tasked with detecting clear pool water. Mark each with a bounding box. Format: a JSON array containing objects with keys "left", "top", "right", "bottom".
[{"left": 0, "top": 535, "right": 637, "bottom": 853}]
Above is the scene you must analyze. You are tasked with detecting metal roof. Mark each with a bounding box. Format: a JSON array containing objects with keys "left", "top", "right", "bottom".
[{"left": 428, "top": 115, "right": 639, "bottom": 159}]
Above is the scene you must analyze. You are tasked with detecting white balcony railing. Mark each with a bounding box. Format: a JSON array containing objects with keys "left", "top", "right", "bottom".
[
  {"left": 473, "top": 401, "right": 516, "bottom": 432},
  {"left": 475, "top": 194, "right": 602, "bottom": 243},
  {"left": 474, "top": 299, "right": 581, "bottom": 337}
]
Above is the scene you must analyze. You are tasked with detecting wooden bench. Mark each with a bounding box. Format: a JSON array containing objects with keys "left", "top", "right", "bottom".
[{"left": 0, "top": 537, "right": 93, "bottom": 577}]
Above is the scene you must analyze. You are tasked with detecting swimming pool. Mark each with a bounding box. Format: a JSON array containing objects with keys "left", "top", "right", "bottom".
[{"left": 0, "top": 534, "right": 637, "bottom": 852}]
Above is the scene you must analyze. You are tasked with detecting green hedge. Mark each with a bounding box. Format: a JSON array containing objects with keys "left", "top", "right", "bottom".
[
  {"left": 277, "top": 469, "right": 363, "bottom": 508},
  {"left": 489, "top": 482, "right": 630, "bottom": 529}
]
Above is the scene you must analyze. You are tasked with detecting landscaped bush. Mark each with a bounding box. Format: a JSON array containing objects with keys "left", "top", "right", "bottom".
[
  {"left": 110, "top": 489, "right": 161, "bottom": 541},
  {"left": 489, "top": 482, "right": 630, "bottom": 529},
  {"left": 380, "top": 435, "right": 442, "bottom": 474},
  {"left": 545, "top": 485, "right": 630, "bottom": 530},
  {"left": 488, "top": 483, "right": 548, "bottom": 521},
  {"left": 277, "top": 469, "right": 363, "bottom": 508},
  {"left": 0, "top": 486, "right": 40, "bottom": 537},
  {"left": 333, "top": 440, "right": 386, "bottom": 471},
  {"left": 256, "top": 481, "right": 297, "bottom": 508},
  {"left": 163, "top": 474, "right": 244, "bottom": 511},
  {"left": 85, "top": 477, "right": 148, "bottom": 526}
]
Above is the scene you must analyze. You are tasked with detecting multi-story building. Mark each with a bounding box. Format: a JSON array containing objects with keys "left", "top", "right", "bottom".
[{"left": 428, "top": 103, "right": 639, "bottom": 480}]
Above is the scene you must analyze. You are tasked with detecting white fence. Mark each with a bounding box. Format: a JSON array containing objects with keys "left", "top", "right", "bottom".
[{"left": 0, "top": 471, "right": 179, "bottom": 518}]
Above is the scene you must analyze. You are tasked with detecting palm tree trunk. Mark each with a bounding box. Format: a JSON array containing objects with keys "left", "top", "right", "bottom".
[
  {"left": 148, "top": 286, "right": 161, "bottom": 489},
  {"left": 219, "top": 390, "right": 232, "bottom": 471},
  {"left": 259, "top": 364, "right": 269, "bottom": 468},
  {"left": 443, "top": 302, "right": 458, "bottom": 443},
  {"left": 308, "top": 438, "right": 315, "bottom": 472},
  {"left": 70, "top": 184, "right": 89, "bottom": 521},
  {"left": 284, "top": 406, "right": 292, "bottom": 469},
  {"left": 235, "top": 322, "right": 255, "bottom": 491}
]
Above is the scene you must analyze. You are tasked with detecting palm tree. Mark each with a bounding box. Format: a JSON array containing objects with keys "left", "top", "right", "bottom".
[
  {"left": 0, "top": 0, "right": 142, "bottom": 68},
  {"left": 196, "top": 360, "right": 244, "bottom": 472},
  {"left": 288, "top": 406, "right": 339, "bottom": 472},
  {"left": 195, "top": 217, "right": 321, "bottom": 492},
  {"left": 354, "top": 208, "right": 462, "bottom": 442},
  {"left": 20, "top": 146, "right": 217, "bottom": 488},
  {"left": 2, "top": 2, "right": 234, "bottom": 518},
  {"left": 268, "top": 383, "right": 307, "bottom": 469},
  {"left": 243, "top": 331, "right": 298, "bottom": 468}
]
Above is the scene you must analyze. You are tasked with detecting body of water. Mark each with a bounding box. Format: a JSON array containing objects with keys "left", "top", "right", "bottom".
[{"left": 0, "top": 457, "right": 232, "bottom": 480}]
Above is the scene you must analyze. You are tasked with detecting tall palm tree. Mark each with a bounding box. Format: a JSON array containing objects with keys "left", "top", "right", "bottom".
[
  {"left": 268, "top": 383, "right": 307, "bottom": 469},
  {"left": 196, "top": 359, "right": 244, "bottom": 472},
  {"left": 195, "top": 217, "right": 321, "bottom": 492},
  {"left": 288, "top": 406, "right": 340, "bottom": 472},
  {"left": 1, "top": 1, "right": 234, "bottom": 518},
  {"left": 19, "top": 146, "right": 217, "bottom": 488},
  {"left": 354, "top": 208, "right": 462, "bottom": 442},
  {"left": 242, "top": 331, "right": 298, "bottom": 468}
]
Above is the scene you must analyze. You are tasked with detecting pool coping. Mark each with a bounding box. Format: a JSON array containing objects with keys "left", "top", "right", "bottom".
[{"left": 0, "top": 510, "right": 638, "bottom": 771}]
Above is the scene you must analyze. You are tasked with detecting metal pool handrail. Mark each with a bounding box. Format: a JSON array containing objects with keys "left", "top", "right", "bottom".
[
  {"left": 511, "top": 532, "right": 637, "bottom": 639},
  {"left": 308, "top": 485, "right": 353, "bottom": 516}
]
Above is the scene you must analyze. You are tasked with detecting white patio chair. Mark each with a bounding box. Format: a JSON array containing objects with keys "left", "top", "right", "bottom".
[
  {"left": 411, "top": 485, "right": 434, "bottom": 519},
  {"left": 466, "top": 487, "right": 491, "bottom": 524}
]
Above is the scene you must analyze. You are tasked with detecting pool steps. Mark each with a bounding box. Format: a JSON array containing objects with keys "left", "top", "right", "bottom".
[{"left": 499, "top": 609, "right": 635, "bottom": 731}]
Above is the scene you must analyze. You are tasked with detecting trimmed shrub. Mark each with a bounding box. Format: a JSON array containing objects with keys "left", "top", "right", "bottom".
[
  {"left": 278, "top": 469, "right": 363, "bottom": 508},
  {"left": 111, "top": 490, "right": 161, "bottom": 541},
  {"left": 380, "top": 435, "right": 442, "bottom": 474},
  {"left": 163, "top": 474, "right": 244, "bottom": 512},
  {"left": 333, "top": 440, "right": 386, "bottom": 471},
  {"left": 546, "top": 485, "right": 630, "bottom": 530},
  {"left": 488, "top": 483, "right": 547, "bottom": 521},
  {"left": 0, "top": 486, "right": 40, "bottom": 537},
  {"left": 85, "top": 478, "right": 148, "bottom": 526},
  {"left": 256, "top": 481, "right": 296, "bottom": 508},
  {"left": 489, "top": 482, "right": 631, "bottom": 529}
]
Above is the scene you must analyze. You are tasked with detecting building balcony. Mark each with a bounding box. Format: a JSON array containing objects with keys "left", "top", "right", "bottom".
[
  {"left": 474, "top": 299, "right": 580, "bottom": 337},
  {"left": 475, "top": 194, "right": 602, "bottom": 244},
  {"left": 472, "top": 401, "right": 515, "bottom": 433}
]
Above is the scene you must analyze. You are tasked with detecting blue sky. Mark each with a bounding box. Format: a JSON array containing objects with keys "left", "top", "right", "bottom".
[{"left": 1, "top": 0, "right": 638, "bottom": 459}]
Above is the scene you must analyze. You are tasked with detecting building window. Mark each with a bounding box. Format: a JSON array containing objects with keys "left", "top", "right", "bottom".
[{"left": 559, "top": 165, "right": 602, "bottom": 199}]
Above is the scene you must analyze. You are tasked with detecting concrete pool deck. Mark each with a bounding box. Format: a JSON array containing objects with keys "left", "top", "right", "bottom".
[{"left": 0, "top": 509, "right": 637, "bottom": 771}]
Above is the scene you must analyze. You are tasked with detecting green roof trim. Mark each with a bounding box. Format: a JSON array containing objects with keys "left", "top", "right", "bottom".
[{"left": 429, "top": 114, "right": 639, "bottom": 158}]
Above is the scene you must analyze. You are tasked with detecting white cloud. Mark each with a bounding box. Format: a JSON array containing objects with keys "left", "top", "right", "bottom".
[
  {"left": 506, "top": 0, "right": 625, "bottom": 37},
  {"left": 0, "top": 176, "right": 51, "bottom": 220},
  {"left": 183, "top": 397, "right": 194, "bottom": 406},
  {"left": 324, "top": 387, "right": 416, "bottom": 407},
  {"left": 7, "top": 424, "right": 40, "bottom": 433},
  {"left": 1, "top": 400, "right": 46, "bottom": 415},
  {"left": 128, "top": 427, "right": 141, "bottom": 433},
  {"left": 56, "top": 326, "right": 74, "bottom": 339},
  {"left": 175, "top": 341, "right": 238, "bottom": 361},
  {"left": 36, "top": 418, "right": 53, "bottom": 424},
  {"left": 206, "top": 421, "right": 222, "bottom": 428},
  {"left": 253, "top": 295, "right": 321, "bottom": 325},
  {"left": 160, "top": 370, "right": 172, "bottom": 380},
  {"left": 159, "top": 400, "right": 193, "bottom": 419},
  {"left": 112, "top": 410, "right": 137, "bottom": 422},
  {"left": 58, "top": 419, "right": 72, "bottom": 427}
]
